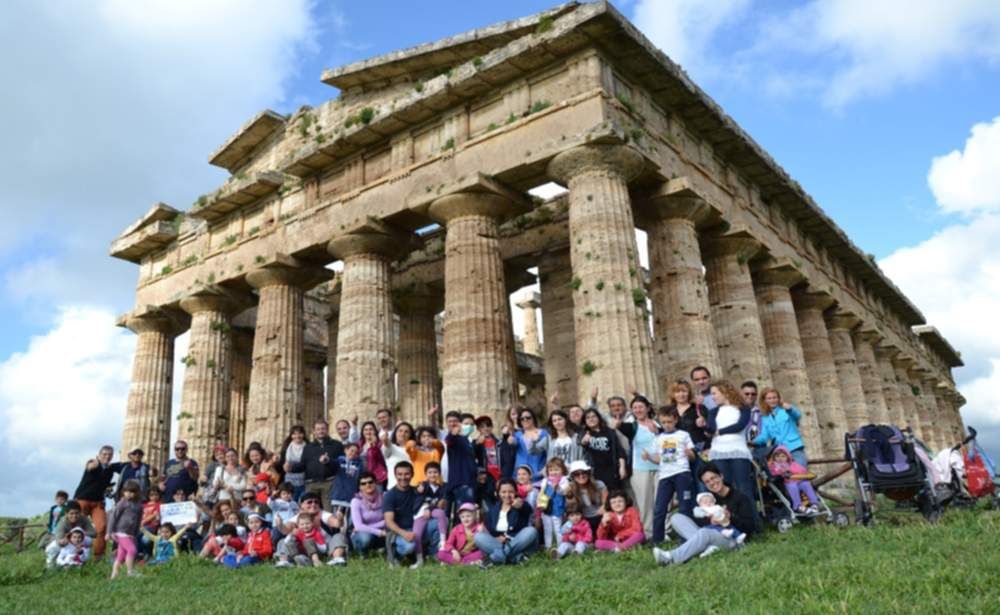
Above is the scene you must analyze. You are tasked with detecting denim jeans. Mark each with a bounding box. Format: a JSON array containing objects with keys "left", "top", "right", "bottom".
[
  {"left": 652, "top": 472, "right": 694, "bottom": 543},
  {"left": 667, "top": 513, "right": 738, "bottom": 564},
  {"left": 473, "top": 527, "right": 539, "bottom": 564},
  {"left": 350, "top": 530, "right": 382, "bottom": 555},
  {"left": 393, "top": 523, "right": 440, "bottom": 557}
]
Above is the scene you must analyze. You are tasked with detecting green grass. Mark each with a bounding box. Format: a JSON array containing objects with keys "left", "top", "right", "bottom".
[{"left": 2, "top": 509, "right": 998, "bottom": 613}]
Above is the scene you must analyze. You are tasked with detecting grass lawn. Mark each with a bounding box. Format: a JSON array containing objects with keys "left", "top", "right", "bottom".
[{"left": 2, "top": 508, "right": 998, "bottom": 614}]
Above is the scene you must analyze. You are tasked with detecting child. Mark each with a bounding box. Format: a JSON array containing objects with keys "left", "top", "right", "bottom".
[
  {"left": 694, "top": 492, "right": 746, "bottom": 545},
  {"left": 514, "top": 465, "right": 535, "bottom": 501},
  {"left": 406, "top": 427, "right": 444, "bottom": 483},
  {"left": 45, "top": 490, "right": 69, "bottom": 542},
  {"left": 226, "top": 513, "right": 272, "bottom": 568},
  {"left": 240, "top": 488, "right": 273, "bottom": 525},
  {"left": 55, "top": 527, "right": 90, "bottom": 568},
  {"left": 535, "top": 458, "right": 569, "bottom": 550},
  {"left": 647, "top": 406, "right": 695, "bottom": 544},
  {"left": 335, "top": 417, "right": 359, "bottom": 446},
  {"left": 768, "top": 446, "right": 822, "bottom": 514},
  {"left": 140, "top": 487, "right": 161, "bottom": 556},
  {"left": 268, "top": 483, "right": 300, "bottom": 538},
  {"left": 252, "top": 472, "right": 273, "bottom": 505},
  {"left": 275, "top": 514, "right": 327, "bottom": 567},
  {"left": 410, "top": 462, "right": 449, "bottom": 568},
  {"left": 330, "top": 442, "right": 363, "bottom": 513},
  {"left": 473, "top": 416, "right": 507, "bottom": 482},
  {"left": 224, "top": 511, "right": 247, "bottom": 540},
  {"left": 436, "top": 502, "right": 483, "bottom": 566},
  {"left": 106, "top": 479, "right": 143, "bottom": 579},
  {"left": 554, "top": 505, "right": 592, "bottom": 559},
  {"left": 212, "top": 524, "right": 245, "bottom": 565},
  {"left": 595, "top": 491, "right": 644, "bottom": 552},
  {"left": 143, "top": 522, "right": 188, "bottom": 565}
]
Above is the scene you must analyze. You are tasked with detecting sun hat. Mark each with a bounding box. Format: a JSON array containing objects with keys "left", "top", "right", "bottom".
[{"left": 567, "top": 460, "right": 592, "bottom": 475}]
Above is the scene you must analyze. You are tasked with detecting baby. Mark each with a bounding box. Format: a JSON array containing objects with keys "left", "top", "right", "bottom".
[
  {"left": 694, "top": 492, "right": 746, "bottom": 545},
  {"left": 55, "top": 527, "right": 90, "bottom": 568}
]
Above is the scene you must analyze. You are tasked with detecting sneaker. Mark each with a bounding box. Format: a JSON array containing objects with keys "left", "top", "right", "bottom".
[
  {"left": 652, "top": 547, "right": 672, "bottom": 566},
  {"left": 275, "top": 560, "right": 293, "bottom": 568},
  {"left": 327, "top": 556, "right": 347, "bottom": 567},
  {"left": 127, "top": 571, "right": 142, "bottom": 578},
  {"left": 735, "top": 533, "right": 746, "bottom": 545},
  {"left": 699, "top": 545, "right": 720, "bottom": 559},
  {"left": 807, "top": 505, "right": 820, "bottom": 515},
  {"left": 478, "top": 559, "right": 494, "bottom": 571},
  {"left": 409, "top": 559, "right": 424, "bottom": 570}
]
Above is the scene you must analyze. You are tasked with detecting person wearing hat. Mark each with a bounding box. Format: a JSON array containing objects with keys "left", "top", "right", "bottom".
[
  {"left": 114, "top": 448, "right": 152, "bottom": 501},
  {"left": 274, "top": 491, "right": 349, "bottom": 566},
  {"left": 565, "top": 460, "right": 608, "bottom": 534},
  {"left": 437, "top": 502, "right": 484, "bottom": 565},
  {"left": 45, "top": 501, "right": 95, "bottom": 569},
  {"left": 226, "top": 512, "right": 272, "bottom": 568},
  {"left": 55, "top": 527, "right": 90, "bottom": 568}
]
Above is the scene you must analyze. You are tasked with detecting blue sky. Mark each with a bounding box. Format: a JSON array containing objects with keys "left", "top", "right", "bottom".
[{"left": 1, "top": 0, "right": 999, "bottom": 515}]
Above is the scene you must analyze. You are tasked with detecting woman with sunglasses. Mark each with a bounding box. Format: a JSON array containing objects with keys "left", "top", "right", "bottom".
[
  {"left": 474, "top": 478, "right": 538, "bottom": 567},
  {"left": 565, "top": 460, "right": 608, "bottom": 533},
  {"left": 508, "top": 407, "right": 548, "bottom": 480},
  {"left": 350, "top": 471, "right": 386, "bottom": 555}
]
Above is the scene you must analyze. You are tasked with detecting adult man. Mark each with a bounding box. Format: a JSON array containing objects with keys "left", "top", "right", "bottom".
[
  {"left": 443, "top": 411, "right": 476, "bottom": 508},
  {"left": 383, "top": 461, "right": 440, "bottom": 566},
  {"left": 160, "top": 440, "right": 199, "bottom": 500},
  {"left": 740, "top": 381, "right": 762, "bottom": 443},
  {"left": 290, "top": 419, "right": 342, "bottom": 510},
  {"left": 375, "top": 408, "right": 395, "bottom": 437},
  {"left": 114, "top": 448, "right": 152, "bottom": 501},
  {"left": 44, "top": 500, "right": 96, "bottom": 568},
  {"left": 72, "top": 445, "right": 124, "bottom": 560},
  {"left": 691, "top": 366, "right": 717, "bottom": 411},
  {"left": 274, "top": 491, "right": 349, "bottom": 566}
]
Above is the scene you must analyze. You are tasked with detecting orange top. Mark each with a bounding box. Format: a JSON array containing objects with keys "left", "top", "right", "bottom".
[{"left": 405, "top": 440, "right": 444, "bottom": 483}]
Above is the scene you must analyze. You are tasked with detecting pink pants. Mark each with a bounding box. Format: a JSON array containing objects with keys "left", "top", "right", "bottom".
[
  {"left": 114, "top": 533, "right": 137, "bottom": 563},
  {"left": 435, "top": 549, "right": 483, "bottom": 565},
  {"left": 594, "top": 533, "right": 643, "bottom": 552},
  {"left": 411, "top": 509, "right": 448, "bottom": 555}
]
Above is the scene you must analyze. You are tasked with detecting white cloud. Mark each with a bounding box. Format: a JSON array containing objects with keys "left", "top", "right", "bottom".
[
  {"left": 928, "top": 116, "right": 1000, "bottom": 216},
  {"left": 633, "top": 0, "right": 750, "bottom": 76}
]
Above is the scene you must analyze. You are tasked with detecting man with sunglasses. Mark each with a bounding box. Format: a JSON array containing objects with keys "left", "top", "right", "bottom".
[
  {"left": 160, "top": 440, "right": 199, "bottom": 500},
  {"left": 275, "top": 491, "right": 349, "bottom": 566}
]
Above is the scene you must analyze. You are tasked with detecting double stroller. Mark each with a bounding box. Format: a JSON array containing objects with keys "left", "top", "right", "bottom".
[
  {"left": 751, "top": 448, "right": 849, "bottom": 533},
  {"left": 845, "top": 424, "right": 944, "bottom": 525},
  {"left": 930, "top": 426, "right": 1000, "bottom": 510}
]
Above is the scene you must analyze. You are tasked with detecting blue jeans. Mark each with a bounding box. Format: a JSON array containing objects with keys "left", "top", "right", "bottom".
[
  {"left": 652, "top": 472, "right": 694, "bottom": 543},
  {"left": 790, "top": 447, "right": 808, "bottom": 468},
  {"left": 222, "top": 554, "right": 262, "bottom": 568},
  {"left": 393, "top": 523, "right": 440, "bottom": 557},
  {"left": 351, "top": 531, "right": 382, "bottom": 555},
  {"left": 668, "top": 513, "right": 738, "bottom": 564},
  {"left": 711, "top": 457, "right": 755, "bottom": 502},
  {"left": 473, "top": 527, "right": 539, "bottom": 564}
]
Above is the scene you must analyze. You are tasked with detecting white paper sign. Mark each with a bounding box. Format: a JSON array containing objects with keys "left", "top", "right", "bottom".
[{"left": 160, "top": 501, "right": 198, "bottom": 526}]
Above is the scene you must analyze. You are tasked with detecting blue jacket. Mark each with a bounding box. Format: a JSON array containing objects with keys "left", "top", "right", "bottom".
[
  {"left": 483, "top": 501, "right": 535, "bottom": 537},
  {"left": 751, "top": 406, "right": 805, "bottom": 452},
  {"left": 330, "top": 457, "right": 362, "bottom": 504},
  {"left": 445, "top": 433, "right": 477, "bottom": 495}
]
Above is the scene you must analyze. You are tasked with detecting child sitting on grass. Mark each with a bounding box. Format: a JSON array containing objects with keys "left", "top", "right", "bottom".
[
  {"left": 275, "top": 513, "right": 326, "bottom": 568},
  {"left": 55, "top": 527, "right": 90, "bottom": 568},
  {"left": 212, "top": 524, "right": 245, "bottom": 565},
  {"left": 225, "top": 513, "right": 272, "bottom": 568},
  {"left": 436, "top": 502, "right": 483, "bottom": 566},
  {"left": 595, "top": 491, "right": 644, "bottom": 552},
  {"left": 143, "top": 522, "right": 189, "bottom": 565},
  {"left": 767, "top": 446, "right": 822, "bottom": 514},
  {"left": 554, "top": 505, "right": 592, "bottom": 559},
  {"left": 107, "top": 479, "right": 143, "bottom": 579},
  {"left": 410, "top": 461, "right": 449, "bottom": 568}
]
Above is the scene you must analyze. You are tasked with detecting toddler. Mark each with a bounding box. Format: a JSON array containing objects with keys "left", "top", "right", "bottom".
[
  {"left": 410, "top": 462, "right": 449, "bottom": 568},
  {"left": 212, "top": 524, "right": 245, "bottom": 565},
  {"left": 514, "top": 465, "right": 535, "bottom": 501},
  {"left": 55, "top": 527, "right": 90, "bottom": 568},
  {"left": 596, "top": 491, "right": 644, "bottom": 552},
  {"left": 275, "top": 514, "right": 327, "bottom": 567},
  {"left": 226, "top": 513, "right": 273, "bottom": 568},
  {"left": 106, "top": 480, "right": 143, "bottom": 579},
  {"left": 269, "top": 483, "right": 300, "bottom": 535},
  {"left": 143, "top": 522, "right": 188, "bottom": 565},
  {"left": 436, "top": 502, "right": 483, "bottom": 565},
  {"left": 768, "top": 446, "right": 821, "bottom": 514},
  {"left": 694, "top": 492, "right": 746, "bottom": 544},
  {"left": 535, "top": 458, "right": 569, "bottom": 550},
  {"left": 554, "top": 506, "right": 592, "bottom": 559}
]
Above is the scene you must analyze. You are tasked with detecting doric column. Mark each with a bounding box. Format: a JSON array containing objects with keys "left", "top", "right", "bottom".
[
  {"left": 429, "top": 191, "right": 520, "bottom": 418},
  {"left": 121, "top": 307, "right": 185, "bottom": 473},
  {"left": 852, "top": 328, "right": 890, "bottom": 425},
  {"left": 246, "top": 256, "right": 329, "bottom": 450},
  {"left": 919, "top": 374, "right": 944, "bottom": 449},
  {"left": 548, "top": 144, "right": 658, "bottom": 405},
  {"left": 303, "top": 347, "right": 326, "bottom": 431},
  {"left": 394, "top": 283, "right": 442, "bottom": 425},
  {"left": 539, "top": 248, "right": 578, "bottom": 405},
  {"left": 228, "top": 327, "right": 253, "bottom": 454},
  {"left": 328, "top": 227, "right": 404, "bottom": 422},
  {"left": 943, "top": 388, "right": 966, "bottom": 443},
  {"left": 892, "top": 356, "right": 920, "bottom": 432},
  {"left": 643, "top": 180, "right": 721, "bottom": 394},
  {"left": 516, "top": 292, "right": 542, "bottom": 357},
  {"left": 179, "top": 289, "right": 242, "bottom": 469},
  {"left": 875, "top": 345, "right": 904, "bottom": 426},
  {"left": 792, "top": 290, "right": 846, "bottom": 457},
  {"left": 702, "top": 231, "right": 771, "bottom": 387},
  {"left": 912, "top": 370, "right": 938, "bottom": 446},
  {"left": 825, "top": 310, "right": 868, "bottom": 433},
  {"left": 324, "top": 281, "right": 341, "bottom": 421}
]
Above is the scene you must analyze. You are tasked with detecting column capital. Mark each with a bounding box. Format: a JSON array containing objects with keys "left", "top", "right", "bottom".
[
  {"left": 246, "top": 253, "right": 333, "bottom": 290},
  {"left": 642, "top": 177, "right": 721, "bottom": 227},
  {"left": 825, "top": 309, "right": 860, "bottom": 332},
  {"left": 328, "top": 220, "right": 415, "bottom": 261},
  {"left": 892, "top": 354, "right": 916, "bottom": 370},
  {"left": 516, "top": 291, "right": 541, "bottom": 311},
  {"left": 505, "top": 266, "right": 537, "bottom": 295},
  {"left": 700, "top": 229, "right": 763, "bottom": 261},
  {"left": 118, "top": 305, "right": 188, "bottom": 336},
  {"left": 547, "top": 143, "right": 646, "bottom": 184},
  {"left": 791, "top": 288, "right": 836, "bottom": 312},
  {"left": 180, "top": 286, "right": 248, "bottom": 316},
  {"left": 392, "top": 282, "right": 444, "bottom": 315},
  {"left": 428, "top": 190, "right": 524, "bottom": 224},
  {"left": 853, "top": 324, "right": 883, "bottom": 345},
  {"left": 752, "top": 258, "right": 806, "bottom": 288},
  {"left": 875, "top": 343, "right": 901, "bottom": 361}
]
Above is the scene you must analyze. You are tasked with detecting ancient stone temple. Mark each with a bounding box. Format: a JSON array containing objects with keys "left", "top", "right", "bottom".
[{"left": 110, "top": 2, "right": 965, "bottom": 470}]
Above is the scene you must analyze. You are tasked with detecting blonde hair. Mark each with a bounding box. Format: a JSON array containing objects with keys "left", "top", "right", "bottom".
[
  {"left": 759, "top": 387, "right": 782, "bottom": 415},
  {"left": 710, "top": 381, "right": 741, "bottom": 407},
  {"left": 669, "top": 380, "right": 694, "bottom": 405}
]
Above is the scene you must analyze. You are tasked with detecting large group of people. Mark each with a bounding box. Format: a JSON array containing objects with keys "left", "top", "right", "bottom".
[{"left": 44, "top": 366, "right": 830, "bottom": 576}]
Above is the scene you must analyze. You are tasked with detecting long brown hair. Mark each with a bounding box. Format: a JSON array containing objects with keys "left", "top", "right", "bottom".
[
  {"left": 710, "top": 381, "right": 741, "bottom": 407},
  {"left": 759, "top": 387, "right": 782, "bottom": 415}
]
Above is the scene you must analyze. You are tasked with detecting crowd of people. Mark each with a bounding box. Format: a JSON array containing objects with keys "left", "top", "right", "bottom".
[{"left": 43, "top": 366, "right": 830, "bottom": 575}]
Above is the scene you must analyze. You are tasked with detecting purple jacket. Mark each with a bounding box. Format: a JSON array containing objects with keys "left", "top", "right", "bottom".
[{"left": 350, "top": 492, "right": 385, "bottom": 534}]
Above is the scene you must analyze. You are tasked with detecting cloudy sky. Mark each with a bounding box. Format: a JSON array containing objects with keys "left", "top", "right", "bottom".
[{"left": 1, "top": 0, "right": 998, "bottom": 516}]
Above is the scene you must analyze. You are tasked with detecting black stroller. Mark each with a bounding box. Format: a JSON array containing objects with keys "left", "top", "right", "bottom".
[
  {"left": 846, "top": 425, "right": 943, "bottom": 525},
  {"left": 752, "top": 447, "right": 849, "bottom": 533}
]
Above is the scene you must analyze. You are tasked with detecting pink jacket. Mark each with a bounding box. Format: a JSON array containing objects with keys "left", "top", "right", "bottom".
[
  {"left": 768, "top": 445, "right": 808, "bottom": 478},
  {"left": 561, "top": 519, "right": 593, "bottom": 544},
  {"left": 443, "top": 523, "right": 482, "bottom": 552}
]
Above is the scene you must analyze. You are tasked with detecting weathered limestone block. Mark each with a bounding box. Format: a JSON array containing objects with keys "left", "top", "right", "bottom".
[
  {"left": 325, "top": 293, "right": 340, "bottom": 421},
  {"left": 303, "top": 348, "right": 326, "bottom": 431},
  {"left": 228, "top": 328, "right": 253, "bottom": 454},
  {"left": 122, "top": 308, "right": 185, "bottom": 473},
  {"left": 328, "top": 229, "right": 403, "bottom": 422},
  {"left": 914, "top": 371, "right": 939, "bottom": 447},
  {"left": 643, "top": 180, "right": 721, "bottom": 395},
  {"left": 548, "top": 144, "right": 659, "bottom": 406},
  {"left": 892, "top": 356, "right": 921, "bottom": 432},
  {"left": 792, "top": 290, "right": 847, "bottom": 456},
  {"left": 753, "top": 263, "right": 821, "bottom": 456},
  {"left": 516, "top": 292, "right": 542, "bottom": 357},
  {"left": 852, "top": 329, "right": 890, "bottom": 426},
  {"left": 429, "top": 192, "right": 519, "bottom": 419},
  {"left": 825, "top": 311, "right": 868, "bottom": 434},
  {"left": 875, "top": 345, "right": 904, "bottom": 427},
  {"left": 702, "top": 232, "right": 771, "bottom": 388},
  {"left": 395, "top": 283, "right": 442, "bottom": 425},
  {"left": 539, "top": 248, "right": 578, "bottom": 405}
]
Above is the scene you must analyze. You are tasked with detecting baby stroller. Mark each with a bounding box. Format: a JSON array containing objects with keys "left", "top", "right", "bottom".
[
  {"left": 846, "top": 425, "right": 943, "bottom": 525},
  {"left": 963, "top": 427, "right": 1000, "bottom": 509},
  {"left": 753, "top": 450, "right": 849, "bottom": 533}
]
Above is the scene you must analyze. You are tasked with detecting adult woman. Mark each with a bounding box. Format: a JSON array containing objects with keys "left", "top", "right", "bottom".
[
  {"left": 580, "top": 409, "right": 627, "bottom": 491},
  {"left": 751, "top": 388, "right": 809, "bottom": 467},
  {"left": 510, "top": 408, "right": 548, "bottom": 480},
  {"left": 564, "top": 460, "right": 608, "bottom": 533},
  {"left": 349, "top": 471, "right": 385, "bottom": 555},
  {"left": 546, "top": 410, "right": 584, "bottom": 464},
  {"left": 474, "top": 478, "right": 538, "bottom": 566},
  {"left": 360, "top": 421, "right": 389, "bottom": 487},
  {"left": 202, "top": 445, "right": 227, "bottom": 495},
  {"left": 670, "top": 380, "right": 710, "bottom": 485},
  {"left": 197, "top": 500, "right": 234, "bottom": 559},
  {"left": 706, "top": 381, "right": 755, "bottom": 499},
  {"left": 279, "top": 425, "right": 308, "bottom": 500},
  {"left": 381, "top": 422, "right": 414, "bottom": 490},
  {"left": 209, "top": 448, "right": 248, "bottom": 502},
  {"left": 243, "top": 443, "right": 268, "bottom": 475},
  {"left": 652, "top": 463, "right": 757, "bottom": 565},
  {"left": 615, "top": 395, "right": 660, "bottom": 538}
]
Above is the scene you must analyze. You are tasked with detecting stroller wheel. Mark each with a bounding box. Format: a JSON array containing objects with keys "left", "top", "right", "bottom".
[
  {"left": 833, "top": 513, "right": 850, "bottom": 528},
  {"left": 776, "top": 518, "right": 793, "bottom": 534},
  {"left": 924, "top": 508, "right": 943, "bottom": 524}
]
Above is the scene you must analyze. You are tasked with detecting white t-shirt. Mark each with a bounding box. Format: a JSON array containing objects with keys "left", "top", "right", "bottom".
[{"left": 654, "top": 429, "right": 694, "bottom": 480}]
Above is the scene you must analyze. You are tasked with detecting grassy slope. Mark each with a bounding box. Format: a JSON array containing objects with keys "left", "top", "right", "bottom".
[{"left": 1, "top": 509, "right": 998, "bottom": 614}]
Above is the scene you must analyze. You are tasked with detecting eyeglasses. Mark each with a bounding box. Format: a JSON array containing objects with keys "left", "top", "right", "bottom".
[
  {"left": 519, "top": 416, "right": 533, "bottom": 422},
  {"left": 242, "top": 496, "right": 253, "bottom": 501},
  {"left": 175, "top": 446, "right": 187, "bottom": 451},
  {"left": 359, "top": 480, "right": 374, "bottom": 486}
]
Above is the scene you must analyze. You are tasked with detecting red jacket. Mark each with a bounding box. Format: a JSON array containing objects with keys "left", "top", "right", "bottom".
[
  {"left": 293, "top": 527, "right": 325, "bottom": 549},
  {"left": 561, "top": 518, "right": 593, "bottom": 544},
  {"left": 243, "top": 528, "right": 273, "bottom": 560},
  {"left": 597, "top": 507, "right": 643, "bottom": 542}
]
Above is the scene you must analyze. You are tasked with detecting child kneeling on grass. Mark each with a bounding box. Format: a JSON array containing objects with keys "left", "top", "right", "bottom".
[
  {"left": 143, "top": 522, "right": 189, "bottom": 565},
  {"left": 436, "top": 502, "right": 483, "bottom": 565},
  {"left": 554, "top": 505, "right": 592, "bottom": 559},
  {"left": 55, "top": 527, "right": 90, "bottom": 568},
  {"left": 224, "top": 513, "right": 272, "bottom": 568},
  {"left": 595, "top": 491, "right": 644, "bottom": 552}
]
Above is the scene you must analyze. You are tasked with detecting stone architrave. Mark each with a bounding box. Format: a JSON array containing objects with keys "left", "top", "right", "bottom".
[
  {"left": 825, "top": 310, "right": 868, "bottom": 433},
  {"left": 228, "top": 328, "right": 253, "bottom": 454},
  {"left": 702, "top": 231, "right": 771, "bottom": 388},
  {"left": 325, "top": 282, "right": 341, "bottom": 421},
  {"left": 429, "top": 191, "right": 520, "bottom": 419},
  {"left": 792, "top": 290, "right": 847, "bottom": 457},
  {"left": 121, "top": 307, "right": 185, "bottom": 473},
  {"left": 874, "top": 346, "right": 904, "bottom": 427},
  {"left": 539, "top": 248, "right": 578, "bottom": 405},
  {"left": 395, "top": 283, "right": 443, "bottom": 425},
  {"left": 303, "top": 347, "right": 327, "bottom": 431},
  {"left": 516, "top": 292, "right": 542, "bottom": 357},
  {"left": 328, "top": 226, "right": 406, "bottom": 422},
  {"left": 852, "top": 328, "right": 890, "bottom": 426},
  {"left": 643, "top": 180, "right": 722, "bottom": 395},
  {"left": 245, "top": 256, "right": 331, "bottom": 451},
  {"left": 178, "top": 288, "right": 242, "bottom": 470},
  {"left": 548, "top": 144, "right": 659, "bottom": 406},
  {"left": 892, "top": 356, "right": 920, "bottom": 433},
  {"left": 753, "top": 262, "right": 821, "bottom": 456}
]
